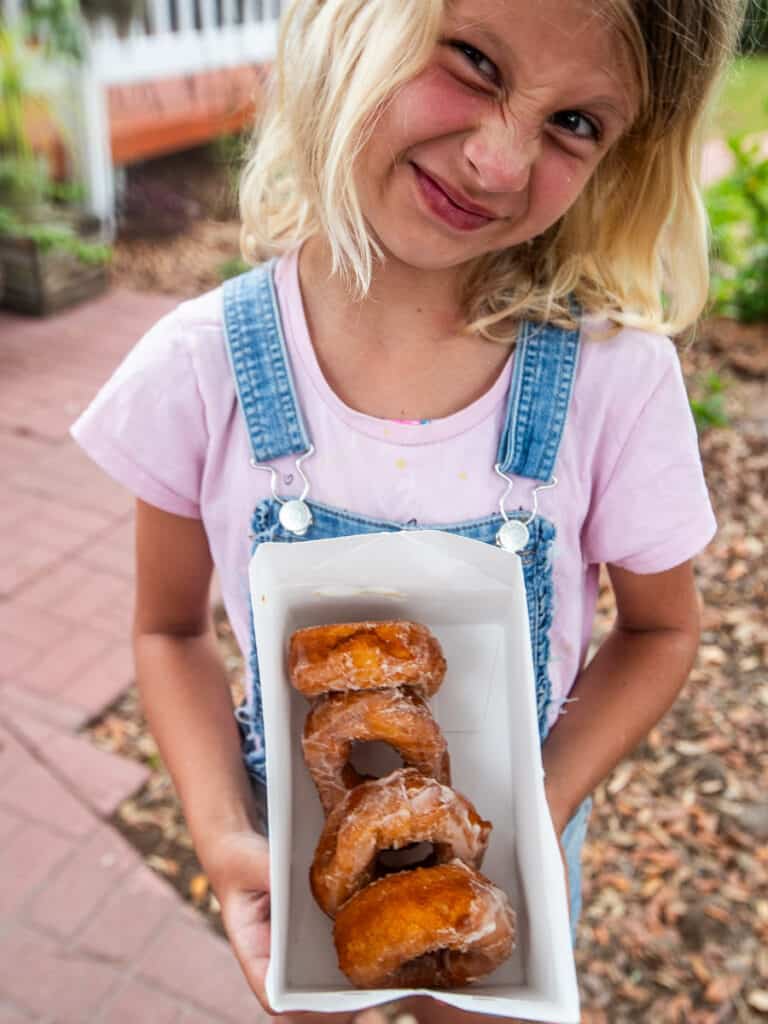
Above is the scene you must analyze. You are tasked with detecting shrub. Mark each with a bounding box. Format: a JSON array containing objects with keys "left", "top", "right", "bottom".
[
  {"left": 217, "top": 256, "right": 250, "bottom": 281},
  {"left": 116, "top": 178, "right": 199, "bottom": 239},
  {"left": 690, "top": 373, "right": 729, "bottom": 433},
  {"left": 706, "top": 135, "right": 768, "bottom": 323}
]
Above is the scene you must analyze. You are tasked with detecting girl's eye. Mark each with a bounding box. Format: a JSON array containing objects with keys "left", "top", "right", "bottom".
[
  {"left": 550, "top": 110, "right": 602, "bottom": 143},
  {"left": 448, "top": 40, "right": 499, "bottom": 84}
]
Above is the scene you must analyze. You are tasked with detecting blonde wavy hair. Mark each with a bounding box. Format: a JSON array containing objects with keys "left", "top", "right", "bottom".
[{"left": 239, "top": 0, "right": 746, "bottom": 340}]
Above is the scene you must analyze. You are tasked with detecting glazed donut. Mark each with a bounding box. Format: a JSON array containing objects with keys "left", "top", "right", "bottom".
[
  {"left": 289, "top": 621, "right": 446, "bottom": 698},
  {"left": 333, "top": 860, "right": 515, "bottom": 988},
  {"left": 310, "top": 768, "right": 491, "bottom": 917},
  {"left": 302, "top": 689, "right": 450, "bottom": 815}
]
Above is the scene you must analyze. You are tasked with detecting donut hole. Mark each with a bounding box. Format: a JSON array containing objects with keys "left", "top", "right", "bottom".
[
  {"left": 376, "top": 841, "right": 437, "bottom": 874},
  {"left": 347, "top": 739, "right": 403, "bottom": 779}
]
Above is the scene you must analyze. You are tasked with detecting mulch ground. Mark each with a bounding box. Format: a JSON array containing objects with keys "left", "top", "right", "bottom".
[{"left": 85, "top": 147, "right": 768, "bottom": 1023}]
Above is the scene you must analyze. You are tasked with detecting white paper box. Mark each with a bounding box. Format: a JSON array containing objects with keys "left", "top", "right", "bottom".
[{"left": 249, "top": 530, "right": 579, "bottom": 1022}]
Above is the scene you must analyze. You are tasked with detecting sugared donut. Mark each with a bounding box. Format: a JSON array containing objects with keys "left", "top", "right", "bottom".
[
  {"left": 302, "top": 689, "right": 450, "bottom": 815},
  {"left": 310, "top": 768, "right": 491, "bottom": 917},
  {"left": 288, "top": 621, "right": 446, "bottom": 698},
  {"left": 333, "top": 861, "right": 515, "bottom": 988}
]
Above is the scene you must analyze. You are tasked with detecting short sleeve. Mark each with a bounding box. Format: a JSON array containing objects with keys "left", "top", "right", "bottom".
[
  {"left": 581, "top": 354, "right": 716, "bottom": 573},
  {"left": 70, "top": 310, "right": 207, "bottom": 518}
]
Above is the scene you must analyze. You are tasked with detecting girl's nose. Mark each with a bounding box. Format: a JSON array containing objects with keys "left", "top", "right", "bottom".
[{"left": 463, "top": 117, "right": 540, "bottom": 194}]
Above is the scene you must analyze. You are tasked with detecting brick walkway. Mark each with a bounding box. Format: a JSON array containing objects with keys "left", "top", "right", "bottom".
[{"left": 0, "top": 290, "right": 270, "bottom": 1023}]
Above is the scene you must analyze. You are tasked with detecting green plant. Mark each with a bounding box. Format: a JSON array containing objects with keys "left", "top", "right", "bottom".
[
  {"left": 209, "top": 131, "right": 249, "bottom": 168},
  {"left": 0, "top": 8, "right": 113, "bottom": 267},
  {"left": 0, "top": 24, "right": 54, "bottom": 218},
  {"left": 0, "top": 0, "right": 83, "bottom": 164},
  {"left": 690, "top": 372, "right": 729, "bottom": 432},
  {"left": 706, "top": 133, "right": 768, "bottom": 323},
  {"left": 218, "top": 256, "right": 251, "bottom": 281},
  {"left": 0, "top": 25, "right": 32, "bottom": 157},
  {"left": 25, "top": 0, "right": 84, "bottom": 61},
  {"left": 0, "top": 204, "right": 111, "bottom": 263},
  {"left": 0, "top": 151, "right": 48, "bottom": 209},
  {"left": 46, "top": 178, "right": 86, "bottom": 204}
]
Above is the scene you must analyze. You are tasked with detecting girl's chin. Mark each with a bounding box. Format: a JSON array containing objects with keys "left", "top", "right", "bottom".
[
  {"left": 370, "top": 217, "right": 527, "bottom": 270},
  {"left": 372, "top": 231, "right": 486, "bottom": 271},
  {"left": 380, "top": 252, "right": 477, "bottom": 276},
  {"left": 376, "top": 239, "right": 508, "bottom": 274}
]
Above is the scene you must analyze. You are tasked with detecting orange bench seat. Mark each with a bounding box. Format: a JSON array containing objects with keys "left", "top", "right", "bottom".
[
  {"left": 26, "top": 63, "right": 268, "bottom": 180},
  {"left": 107, "top": 64, "right": 267, "bottom": 164}
]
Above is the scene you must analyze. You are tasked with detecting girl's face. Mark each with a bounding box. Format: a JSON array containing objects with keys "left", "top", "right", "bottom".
[{"left": 354, "top": 0, "right": 637, "bottom": 274}]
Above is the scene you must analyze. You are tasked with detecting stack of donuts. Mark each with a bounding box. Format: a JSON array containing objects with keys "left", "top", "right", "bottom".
[{"left": 288, "top": 620, "right": 516, "bottom": 989}]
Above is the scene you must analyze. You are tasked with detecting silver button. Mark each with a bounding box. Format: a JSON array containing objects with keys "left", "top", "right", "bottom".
[
  {"left": 496, "top": 519, "right": 530, "bottom": 552},
  {"left": 279, "top": 499, "right": 313, "bottom": 536}
]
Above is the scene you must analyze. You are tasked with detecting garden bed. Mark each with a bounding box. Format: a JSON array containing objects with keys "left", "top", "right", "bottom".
[{"left": 109, "top": 144, "right": 244, "bottom": 298}]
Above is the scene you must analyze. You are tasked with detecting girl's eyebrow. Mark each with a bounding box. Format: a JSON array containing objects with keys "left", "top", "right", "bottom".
[
  {"left": 589, "top": 97, "right": 633, "bottom": 125},
  {"left": 452, "top": 18, "right": 503, "bottom": 48}
]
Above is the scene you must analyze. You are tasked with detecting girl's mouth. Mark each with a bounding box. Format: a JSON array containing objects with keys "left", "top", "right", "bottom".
[{"left": 411, "top": 164, "right": 497, "bottom": 232}]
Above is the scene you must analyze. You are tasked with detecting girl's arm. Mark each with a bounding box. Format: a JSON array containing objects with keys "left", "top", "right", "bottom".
[
  {"left": 542, "top": 559, "right": 702, "bottom": 834},
  {"left": 133, "top": 498, "right": 261, "bottom": 854},
  {"left": 132, "top": 500, "right": 272, "bottom": 1003}
]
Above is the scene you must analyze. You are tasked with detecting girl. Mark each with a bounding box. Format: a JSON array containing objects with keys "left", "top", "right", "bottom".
[{"left": 71, "top": 0, "right": 745, "bottom": 1021}]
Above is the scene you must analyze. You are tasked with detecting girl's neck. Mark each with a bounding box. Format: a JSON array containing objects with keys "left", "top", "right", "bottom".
[
  {"left": 295, "top": 236, "right": 512, "bottom": 423},
  {"left": 299, "top": 237, "right": 466, "bottom": 350}
]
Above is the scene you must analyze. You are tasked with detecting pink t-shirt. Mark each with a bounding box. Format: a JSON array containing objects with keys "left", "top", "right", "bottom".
[{"left": 71, "top": 248, "right": 716, "bottom": 726}]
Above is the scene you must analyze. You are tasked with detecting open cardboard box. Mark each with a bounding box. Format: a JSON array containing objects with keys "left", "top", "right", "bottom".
[{"left": 250, "top": 530, "right": 580, "bottom": 1021}]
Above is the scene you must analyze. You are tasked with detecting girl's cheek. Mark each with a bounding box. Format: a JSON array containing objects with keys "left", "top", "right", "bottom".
[
  {"left": 537, "top": 152, "right": 592, "bottom": 213},
  {"left": 396, "top": 66, "right": 485, "bottom": 139}
]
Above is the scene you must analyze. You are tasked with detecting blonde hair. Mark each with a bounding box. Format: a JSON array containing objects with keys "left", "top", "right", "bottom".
[{"left": 239, "top": 0, "right": 746, "bottom": 340}]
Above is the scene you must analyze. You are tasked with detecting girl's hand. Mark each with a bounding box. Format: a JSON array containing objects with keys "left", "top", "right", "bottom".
[
  {"left": 202, "top": 829, "right": 275, "bottom": 1012},
  {"left": 203, "top": 830, "right": 393, "bottom": 1022}
]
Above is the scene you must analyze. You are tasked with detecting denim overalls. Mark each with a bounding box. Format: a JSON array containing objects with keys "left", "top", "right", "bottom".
[{"left": 223, "top": 261, "right": 591, "bottom": 927}]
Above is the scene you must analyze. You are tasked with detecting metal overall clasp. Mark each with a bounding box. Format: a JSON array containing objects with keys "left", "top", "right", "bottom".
[
  {"left": 494, "top": 463, "right": 557, "bottom": 553},
  {"left": 250, "top": 445, "right": 316, "bottom": 536}
]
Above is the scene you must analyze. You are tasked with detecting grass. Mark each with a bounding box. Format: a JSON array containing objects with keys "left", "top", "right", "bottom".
[{"left": 708, "top": 53, "right": 768, "bottom": 139}]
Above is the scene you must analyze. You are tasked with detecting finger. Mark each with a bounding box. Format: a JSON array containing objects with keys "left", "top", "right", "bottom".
[
  {"left": 223, "top": 899, "right": 274, "bottom": 1012},
  {"left": 233, "top": 949, "right": 279, "bottom": 1016},
  {"left": 224, "top": 891, "right": 271, "bottom": 958}
]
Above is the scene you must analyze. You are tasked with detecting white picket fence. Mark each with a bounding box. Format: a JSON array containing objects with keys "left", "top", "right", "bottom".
[{"left": 3, "top": 0, "right": 281, "bottom": 228}]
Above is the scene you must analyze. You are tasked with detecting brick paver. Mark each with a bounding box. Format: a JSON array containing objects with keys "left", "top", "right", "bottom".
[
  {"left": 137, "top": 915, "right": 261, "bottom": 1023},
  {"left": 38, "top": 730, "right": 150, "bottom": 817},
  {"left": 0, "top": 925, "right": 123, "bottom": 1024},
  {"left": 0, "top": 288, "right": 272, "bottom": 1023},
  {"left": 92, "top": 979, "right": 183, "bottom": 1024},
  {"left": 0, "top": 820, "right": 74, "bottom": 915}
]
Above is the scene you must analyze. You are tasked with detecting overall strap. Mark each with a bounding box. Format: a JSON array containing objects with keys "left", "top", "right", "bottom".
[
  {"left": 222, "top": 260, "right": 311, "bottom": 463},
  {"left": 496, "top": 316, "right": 581, "bottom": 482}
]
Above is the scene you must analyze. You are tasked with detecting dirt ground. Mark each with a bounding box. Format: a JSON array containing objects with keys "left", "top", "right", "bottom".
[{"left": 87, "top": 147, "right": 768, "bottom": 1023}]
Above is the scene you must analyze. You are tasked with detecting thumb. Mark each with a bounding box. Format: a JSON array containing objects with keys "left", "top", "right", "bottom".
[
  {"left": 223, "top": 890, "right": 276, "bottom": 1013},
  {"left": 235, "top": 950, "right": 277, "bottom": 1017}
]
